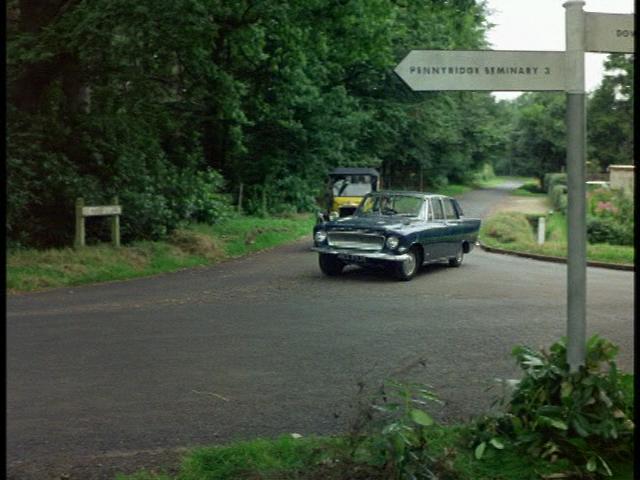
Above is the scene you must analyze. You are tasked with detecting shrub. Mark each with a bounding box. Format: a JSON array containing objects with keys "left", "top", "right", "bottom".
[
  {"left": 549, "top": 184, "right": 568, "bottom": 213},
  {"left": 586, "top": 188, "right": 634, "bottom": 245},
  {"left": 472, "top": 336, "right": 634, "bottom": 478},
  {"left": 481, "top": 212, "right": 534, "bottom": 244},
  {"left": 474, "top": 163, "right": 496, "bottom": 182},
  {"left": 543, "top": 173, "right": 567, "bottom": 193},
  {"left": 587, "top": 217, "right": 634, "bottom": 246},
  {"left": 350, "top": 380, "right": 449, "bottom": 480}
]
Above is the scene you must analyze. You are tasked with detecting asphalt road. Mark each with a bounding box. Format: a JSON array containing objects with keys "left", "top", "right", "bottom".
[{"left": 7, "top": 184, "right": 634, "bottom": 479}]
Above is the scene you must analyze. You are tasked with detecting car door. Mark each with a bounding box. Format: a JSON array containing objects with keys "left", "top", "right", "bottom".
[
  {"left": 421, "top": 197, "right": 448, "bottom": 261},
  {"left": 442, "top": 197, "right": 463, "bottom": 256}
]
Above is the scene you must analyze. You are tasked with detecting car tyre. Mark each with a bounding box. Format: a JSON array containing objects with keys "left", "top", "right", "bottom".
[
  {"left": 394, "top": 247, "right": 422, "bottom": 281},
  {"left": 318, "top": 254, "right": 345, "bottom": 276},
  {"left": 448, "top": 244, "right": 464, "bottom": 267}
]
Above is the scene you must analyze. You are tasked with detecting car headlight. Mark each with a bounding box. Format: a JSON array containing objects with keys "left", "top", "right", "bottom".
[
  {"left": 315, "top": 230, "right": 327, "bottom": 243},
  {"left": 386, "top": 236, "right": 400, "bottom": 250}
]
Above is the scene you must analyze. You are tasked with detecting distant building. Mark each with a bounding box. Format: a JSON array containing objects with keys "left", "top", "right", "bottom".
[{"left": 608, "top": 165, "right": 634, "bottom": 193}]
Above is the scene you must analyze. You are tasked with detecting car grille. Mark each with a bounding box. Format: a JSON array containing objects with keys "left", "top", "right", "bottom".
[{"left": 327, "top": 231, "right": 384, "bottom": 251}]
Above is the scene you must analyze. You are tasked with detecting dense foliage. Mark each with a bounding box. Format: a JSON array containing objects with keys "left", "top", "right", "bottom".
[
  {"left": 587, "top": 54, "right": 634, "bottom": 173},
  {"left": 501, "top": 92, "right": 567, "bottom": 183},
  {"left": 496, "top": 54, "right": 634, "bottom": 180},
  {"left": 471, "top": 336, "right": 634, "bottom": 478},
  {"left": 7, "top": 0, "right": 501, "bottom": 248},
  {"left": 543, "top": 173, "right": 568, "bottom": 214},
  {"left": 541, "top": 172, "right": 634, "bottom": 246},
  {"left": 586, "top": 188, "right": 634, "bottom": 246}
]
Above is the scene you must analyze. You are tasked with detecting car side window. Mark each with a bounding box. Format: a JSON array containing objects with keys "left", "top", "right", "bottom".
[
  {"left": 452, "top": 199, "right": 464, "bottom": 217},
  {"left": 443, "top": 198, "right": 458, "bottom": 219},
  {"left": 431, "top": 198, "right": 445, "bottom": 220}
]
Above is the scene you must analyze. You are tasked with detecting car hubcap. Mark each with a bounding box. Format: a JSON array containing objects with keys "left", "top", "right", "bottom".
[{"left": 403, "top": 253, "right": 416, "bottom": 276}]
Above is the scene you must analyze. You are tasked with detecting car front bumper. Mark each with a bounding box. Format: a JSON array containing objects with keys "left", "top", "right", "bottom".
[{"left": 311, "top": 246, "right": 410, "bottom": 262}]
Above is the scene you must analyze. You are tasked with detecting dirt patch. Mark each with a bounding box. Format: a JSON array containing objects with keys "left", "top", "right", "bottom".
[
  {"left": 169, "top": 229, "right": 225, "bottom": 261},
  {"left": 7, "top": 447, "right": 188, "bottom": 480},
  {"left": 490, "top": 195, "right": 549, "bottom": 216},
  {"left": 244, "top": 227, "right": 289, "bottom": 245},
  {"left": 119, "top": 246, "right": 152, "bottom": 269}
]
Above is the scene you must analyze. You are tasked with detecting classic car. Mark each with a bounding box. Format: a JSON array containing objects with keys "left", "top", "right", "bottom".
[{"left": 312, "top": 191, "right": 481, "bottom": 280}]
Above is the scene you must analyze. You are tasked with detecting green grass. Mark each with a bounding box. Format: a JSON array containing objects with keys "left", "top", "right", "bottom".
[
  {"left": 474, "top": 175, "right": 535, "bottom": 189},
  {"left": 510, "top": 180, "right": 546, "bottom": 197},
  {"left": 116, "top": 426, "right": 634, "bottom": 480},
  {"left": 480, "top": 212, "right": 634, "bottom": 265},
  {"left": 7, "top": 214, "right": 315, "bottom": 293},
  {"left": 428, "top": 183, "right": 473, "bottom": 196},
  {"left": 430, "top": 177, "right": 541, "bottom": 196},
  {"left": 190, "top": 215, "right": 314, "bottom": 258}
]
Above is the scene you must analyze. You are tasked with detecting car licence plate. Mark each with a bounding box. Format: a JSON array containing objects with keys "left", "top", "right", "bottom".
[{"left": 338, "top": 253, "right": 368, "bottom": 264}]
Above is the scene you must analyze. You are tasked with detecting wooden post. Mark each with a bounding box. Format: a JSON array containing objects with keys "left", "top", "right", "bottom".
[
  {"left": 111, "top": 196, "right": 120, "bottom": 247},
  {"left": 262, "top": 186, "right": 267, "bottom": 217},
  {"left": 75, "top": 197, "right": 85, "bottom": 248},
  {"left": 237, "top": 183, "right": 244, "bottom": 212}
]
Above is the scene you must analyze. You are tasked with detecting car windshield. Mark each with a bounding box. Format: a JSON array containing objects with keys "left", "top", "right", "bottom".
[
  {"left": 355, "top": 194, "right": 423, "bottom": 217},
  {"left": 332, "top": 176, "right": 373, "bottom": 197}
]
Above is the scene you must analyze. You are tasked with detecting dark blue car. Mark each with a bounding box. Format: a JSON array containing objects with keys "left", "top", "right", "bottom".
[{"left": 312, "top": 191, "right": 481, "bottom": 281}]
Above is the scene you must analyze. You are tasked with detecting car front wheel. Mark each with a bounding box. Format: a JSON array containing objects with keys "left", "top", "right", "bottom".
[
  {"left": 318, "top": 254, "right": 345, "bottom": 276},
  {"left": 394, "top": 248, "right": 422, "bottom": 281}
]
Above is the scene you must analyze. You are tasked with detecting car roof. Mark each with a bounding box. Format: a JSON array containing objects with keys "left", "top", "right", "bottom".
[{"left": 369, "top": 190, "right": 450, "bottom": 199}]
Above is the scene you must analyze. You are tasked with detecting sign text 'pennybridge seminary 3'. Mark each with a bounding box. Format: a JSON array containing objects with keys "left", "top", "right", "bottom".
[{"left": 395, "top": 2, "right": 634, "bottom": 371}]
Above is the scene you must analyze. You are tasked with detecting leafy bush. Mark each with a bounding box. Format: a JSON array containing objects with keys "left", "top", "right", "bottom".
[
  {"left": 586, "top": 217, "right": 633, "bottom": 246},
  {"left": 481, "top": 212, "right": 534, "bottom": 244},
  {"left": 549, "top": 184, "right": 568, "bottom": 213},
  {"left": 342, "top": 380, "right": 452, "bottom": 480},
  {"left": 369, "top": 381, "right": 442, "bottom": 479},
  {"left": 472, "top": 336, "right": 634, "bottom": 478},
  {"left": 473, "top": 163, "right": 496, "bottom": 183},
  {"left": 543, "top": 173, "right": 567, "bottom": 193},
  {"left": 585, "top": 188, "right": 634, "bottom": 246}
]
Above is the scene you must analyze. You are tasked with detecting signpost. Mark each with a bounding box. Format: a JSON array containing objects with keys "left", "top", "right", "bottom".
[
  {"left": 395, "top": 1, "right": 634, "bottom": 371},
  {"left": 75, "top": 197, "right": 122, "bottom": 248},
  {"left": 394, "top": 50, "right": 566, "bottom": 91},
  {"left": 585, "top": 12, "right": 635, "bottom": 53}
]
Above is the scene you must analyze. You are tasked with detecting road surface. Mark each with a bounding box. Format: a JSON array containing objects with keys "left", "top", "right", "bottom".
[{"left": 7, "top": 183, "right": 634, "bottom": 479}]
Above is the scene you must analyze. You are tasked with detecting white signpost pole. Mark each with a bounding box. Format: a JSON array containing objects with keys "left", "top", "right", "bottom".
[{"left": 564, "top": 1, "right": 587, "bottom": 372}]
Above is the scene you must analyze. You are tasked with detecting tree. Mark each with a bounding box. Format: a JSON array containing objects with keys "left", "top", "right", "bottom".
[
  {"left": 507, "top": 92, "right": 567, "bottom": 183},
  {"left": 587, "top": 54, "right": 634, "bottom": 172},
  {"left": 8, "top": 0, "right": 505, "bottom": 246}
]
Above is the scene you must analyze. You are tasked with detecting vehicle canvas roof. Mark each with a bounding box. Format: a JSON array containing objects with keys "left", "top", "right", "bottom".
[{"left": 329, "top": 167, "right": 380, "bottom": 176}]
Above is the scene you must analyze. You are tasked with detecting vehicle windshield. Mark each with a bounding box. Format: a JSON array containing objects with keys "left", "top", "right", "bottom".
[
  {"left": 332, "top": 175, "right": 373, "bottom": 197},
  {"left": 355, "top": 194, "right": 423, "bottom": 217}
]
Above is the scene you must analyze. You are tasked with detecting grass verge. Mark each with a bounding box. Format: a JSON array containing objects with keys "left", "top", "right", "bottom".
[
  {"left": 116, "top": 425, "right": 633, "bottom": 480},
  {"left": 479, "top": 212, "right": 634, "bottom": 265},
  {"left": 430, "top": 183, "right": 473, "bottom": 196},
  {"left": 431, "top": 177, "right": 538, "bottom": 196},
  {"left": 510, "top": 180, "right": 546, "bottom": 197},
  {"left": 7, "top": 214, "right": 315, "bottom": 293}
]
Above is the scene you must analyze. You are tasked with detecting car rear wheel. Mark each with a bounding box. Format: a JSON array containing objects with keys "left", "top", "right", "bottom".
[
  {"left": 394, "top": 247, "right": 422, "bottom": 281},
  {"left": 448, "top": 244, "right": 464, "bottom": 267},
  {"left": 318, "top": 254, "right": 345, "bottom": 276}
]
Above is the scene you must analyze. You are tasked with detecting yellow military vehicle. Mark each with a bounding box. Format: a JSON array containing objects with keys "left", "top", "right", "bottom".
[{"left": 318, "top": 167, "right": 380, "bottom": 222}]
